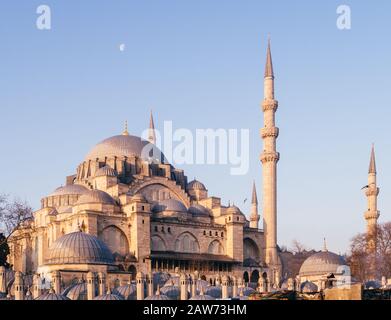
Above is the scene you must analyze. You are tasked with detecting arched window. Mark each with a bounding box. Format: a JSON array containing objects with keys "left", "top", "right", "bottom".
[
  {"left": 151, "top": 236, "right": 167, "bottom": 251},
  {"left": 100, "top": 226, "right": 129, "bottom": 256},
  {"left": 208, "top": 240, "right": 224, "bottom": 255},
  {"left": 175, "top": 232, "right": 200, "bottom": 253},
  {"left": 243, "top": 238, "right": 260, "bottom": 262}
]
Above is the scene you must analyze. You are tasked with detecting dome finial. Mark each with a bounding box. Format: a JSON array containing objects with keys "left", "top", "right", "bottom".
[
  {"left": 323, "top": 238, "right": 328, "bottom": 252},
  {"left": 122, "top": 120, "right": 129, "bottom": 136}
]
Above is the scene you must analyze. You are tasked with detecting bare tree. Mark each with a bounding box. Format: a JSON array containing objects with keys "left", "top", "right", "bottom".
[
  {"left": 347, "top": 222, "right": 391, "bottom": 283},
  {"left": 0, "top": 194, "right": 33, "bottom": 244},
  {"left": 290, "top": 239, "right": 308, "bottom": 254}
]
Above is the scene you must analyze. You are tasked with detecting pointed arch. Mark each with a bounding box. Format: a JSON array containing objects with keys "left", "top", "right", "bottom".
[
  {"left": 151, "top": 235, "right": 167, "bottom": 251},
  {"left": 208, "top": 240, "right": 224, "bottom": 255},
  {"left": 175, "top": 232, "right": 200, "bottom": 253},
  {"left": 100, "top": 225, "right": 129, "bottom": 256}
]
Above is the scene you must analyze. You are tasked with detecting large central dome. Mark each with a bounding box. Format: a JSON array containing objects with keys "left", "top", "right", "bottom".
[{"left": 84, "top": 134, "right": 164, "bottom": 162}]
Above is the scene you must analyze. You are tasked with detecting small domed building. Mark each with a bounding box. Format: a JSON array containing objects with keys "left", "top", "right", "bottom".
[{"left": 298, "top": 241, "right": 351, "bottom": 291}]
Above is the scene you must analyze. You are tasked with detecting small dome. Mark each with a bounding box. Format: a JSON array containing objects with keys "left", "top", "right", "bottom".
[
  {"left": 76, "top": 190, "right": 116, "bottom": 206},
  {"left": 188, "top": 204, "right": 211, "bottom": 217},
  {"left": 160, "top": 285, "right": 181, "bottom": 300},
  {"left": 299, "top": 251, "right": 347, "bottom": 277},
  {"left": 95, "top": 166, "right": 117, "bottom": 177},
  {"left": 241, "top": 286, "right": 256, "bottom": 296},
  {"left": 85, "top": 135, "right": 164, "bottom": 163},
  {"left": 46, "top": 231, "right": 114, "bottom": 265},
  {"left": 113, "top": 284, "right": 136, "bottom": 300},
  {"left": 189, "top": 292, "right": 215, "bottom": 300},
  {"left": 35, "top": 289, "right": 70, "bottom": 300},
  {"left": 227, "top": 205, "right": 243, "bottom": 216},
  {"left": 93, "top": 290, "right": 124, "bottom": 301},
  {"left": 154, "top": 272, "right": 171, "bottom": 288},
  {"left": 145, "top": 288, "right": 170, "bottom": 301},
  {"left": 64, "top": 282, "right": 98, "bottom": 300},
  {"left": 300, "top": 281, "right": 318, "bottom": 293},
  {"left": 188, "top": 180, "right": 207, "bottom": 191},
  {"left": 204, "top": 286, "right": 222, "bottom": 299},
  {"left": 49, "top": 184, "right": 89, "bottom": 197},
  {"left": 131, "top": 194, "right": 147, "bottom": 203},
  {"left": 152, "top": 199, "right": 187, "bottom": 213}
]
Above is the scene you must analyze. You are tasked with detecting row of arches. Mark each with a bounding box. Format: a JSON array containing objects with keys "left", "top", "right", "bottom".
[
  {"left": 152, "top": 233, "right": 225, "bottom": 255},
  {"left": 98, "top": 227, "right": 261, "bottom": 262}
]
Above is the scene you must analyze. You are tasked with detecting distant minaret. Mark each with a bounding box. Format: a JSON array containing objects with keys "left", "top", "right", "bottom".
[
  {"left": 364, "top": 145, "right": 380, "bottom": 253},
  {"left": 148, "top": 110, "right": 156, "bottom": 144},
  {"left": 250, "top": 181, "right": 260, "bottom": 229},
  {"left": 260, "top": 38, "right": 280, "bottom": 272}
]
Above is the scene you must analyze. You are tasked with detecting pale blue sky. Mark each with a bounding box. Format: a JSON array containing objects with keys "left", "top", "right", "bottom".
[{"left": 1, "top": 1, "right": 391, "bottom": 254}]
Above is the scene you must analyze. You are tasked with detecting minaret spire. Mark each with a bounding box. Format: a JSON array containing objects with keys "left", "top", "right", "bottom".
[
  {"left": 364, "top": 145, "right": 380, "bottom": 252},
  {"left": 260, "top": 37, "right": 281, "bottom": 286},
  {"left": 264, "top": 37, "right": 274, "bottom": 79},
  {"left": 148, "top": 110, "right": 156, "bottom": 144},
  {"left": 369, "top": 144, "right": 376, "bottom": 174},
  {"left": 251, "top": 181, "right": 258, "bottom": 205},
  {"left": 250, "top": 181, "right": 260, "bottom": 229}
]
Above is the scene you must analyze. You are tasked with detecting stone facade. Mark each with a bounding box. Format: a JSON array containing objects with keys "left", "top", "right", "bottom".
[{"left": 7, "top": 40, "right": 283, "bottom": 294}]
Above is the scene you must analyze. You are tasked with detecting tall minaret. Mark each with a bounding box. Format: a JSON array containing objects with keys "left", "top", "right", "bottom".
[
  {"left": 260, "top": 38, "right": 280, "bottom": 272},
  {"left": 364, "top": 145, "right": 380, "bottom": 253},
  {"left": 148, "top": 110, "right": 156, "bottom": 145},
  {"left": 250, "top": 181, "right": 260, "bottom": 229}
]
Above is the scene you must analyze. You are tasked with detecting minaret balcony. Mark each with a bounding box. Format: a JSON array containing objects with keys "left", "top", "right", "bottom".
[
  {"left": 365, "top": 187, "right": 379, "bottom": 197},
  {"left": 261, "top": 127, "right": 279, "bottom": 139},
  {"left": 260, "top": 152, "right": 280, "bottom": 164},
  {"left": 364, "top": 210, "right": 380, "bottom": 220},
  {"left": 262, "top": 100, "right": 278, "bottom": 112}
]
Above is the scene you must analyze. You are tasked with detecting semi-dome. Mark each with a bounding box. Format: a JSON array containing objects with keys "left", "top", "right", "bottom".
[
  {"left": 76, "top": 190, "right": 116, "bottom": 206},
  {"left": 152, "top": 199, "right": 187, "bottom": 213},
  {"left": 299, "top": 250, "right": 347, "bottom": 277},
  {"left": 49, "top": 184, "right": 89, "bottom": 197},
  {"left": 46, "top": 231, "right": 114, "bottom": 265},
  {"left": 95, "top": 166, "right": 117, "bottom": 177},
  {"left": 188, "top": 204, "right": 211, "bottom": 217},
  {"left": 187, "top": 180, "right": 207, "bottom": 191},
  {"left": 84, "top": 134, "right": 164, "bottom": 163}
]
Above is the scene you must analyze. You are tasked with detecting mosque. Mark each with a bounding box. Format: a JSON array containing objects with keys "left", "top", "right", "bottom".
[{"left": 1, "top": 40, "right": 359, "bottom": 301}]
